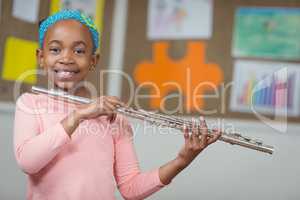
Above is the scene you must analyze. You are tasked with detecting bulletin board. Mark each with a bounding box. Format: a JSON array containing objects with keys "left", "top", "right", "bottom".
[
  {"left": 0, "top": 0, "right": 114, "bottom": 102},
  {"left": 1, "top": 0, "right": 300, "bottom": 123},
  {"left": 118, "top": 0, "right": 300, "bottom": 123}
]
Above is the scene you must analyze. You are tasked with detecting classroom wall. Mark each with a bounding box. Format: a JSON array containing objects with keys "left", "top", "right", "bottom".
[
  {"left": 1, "top": 106, "right": 300, "bottom": 200},
  {"left": 1, "top": 0, "right": 300, "bottom": 199}
]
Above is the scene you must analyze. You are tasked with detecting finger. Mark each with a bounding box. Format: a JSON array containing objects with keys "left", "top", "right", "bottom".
[
  {"left": 183, "top": 125, "right": 189, "bottom": 139},
  {"left": 100, "top": 100, "right": 116, "bottom": 122},
  {"left": 191, "top": 118, "right": 200, "bottom": 145},
  {"left": 182, "top": 125, "right": 191, "bottom": 146},
  {"left": 108, "top": 113, "right": 117, "bottom": 123},
  {"left": 97, "top": 96, "right": 120, "bottom": 110},
  {"left": 184, "top": 125, "right": 192, "bottom": 148},
  {"left": 208, "top": 129, "right": 222, "bottom": 145},
  {"left": 106, "top": 96, "right": 125, "bottom": 107},
  {"left": 199, "top": 116, "right": 208, "bottom": 135},
  {"left": 110, "top": 113, "right": 117, "bottom": 123},
  {"left": 192, "top": 118, "right": 200, "bottom": 137},
  {"left": 103, "top": 100, "right": 117, "bottom": 113},
  {"left": 107, "top": 113, "right": 114, "bottom": 123},
  {"left": 199, "top": 116, "right": 208, "bottom": 147}
]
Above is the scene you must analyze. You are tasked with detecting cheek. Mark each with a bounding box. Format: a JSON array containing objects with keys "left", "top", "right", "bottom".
[
  {"left": 43, "top": 56, "right": 56, "bottom": 67},
  {"left": 77, "top": 57, "right": 92, "bottom": 70}
]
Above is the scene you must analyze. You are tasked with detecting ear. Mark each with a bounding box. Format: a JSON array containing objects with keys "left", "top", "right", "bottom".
[
  {"left": 90, "top": 53, "right": 100, "bottom": 69},
  {"left": 36, "top": 48, "right": 45, "bottom": 69}
]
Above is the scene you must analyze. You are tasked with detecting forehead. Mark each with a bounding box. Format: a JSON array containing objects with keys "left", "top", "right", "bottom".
[{"left": 44, "top": 19, "right": 93, "bottom": 45}]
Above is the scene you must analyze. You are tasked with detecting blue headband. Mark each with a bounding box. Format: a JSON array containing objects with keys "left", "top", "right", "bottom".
[{"left": 39, "top": 9, "right": 99, "bottom": 53}]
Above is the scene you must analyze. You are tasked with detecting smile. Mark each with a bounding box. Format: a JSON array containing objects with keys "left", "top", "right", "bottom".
[{"left": 54, "top": 69, "right": 80, "bottom": 80}]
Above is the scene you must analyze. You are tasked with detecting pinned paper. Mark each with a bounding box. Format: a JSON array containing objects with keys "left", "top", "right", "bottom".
[
  {"left": 50, "top": 0, "right": 61, "bottom": 15},
  {"left": 50, "top": 0, "right": 105, "bottom": 33},
  {"left": 134, "top": 41, "right": 223, "bottom": 112},
  {"left": 2, "top": 37, "right": 38, "bottom": 84},
  {"left": 12, "top": 0, "right": 40, "bottom": 23},
  {"left": 147, "top": 0, "right": 213, "bottom": 40},
  {"left": 232, "top": 7, "right": 300, "bottom": 60},
  {"left": 230, "top": 60, "right": 300, "bottom": 117}
]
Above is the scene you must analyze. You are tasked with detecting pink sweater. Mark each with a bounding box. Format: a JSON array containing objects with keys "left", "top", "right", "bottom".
[{"left": 14, "top": 93, "right": 165, "bottom": 200}]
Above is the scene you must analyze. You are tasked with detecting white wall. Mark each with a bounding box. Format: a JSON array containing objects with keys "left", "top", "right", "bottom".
[
  {"left": 1, "top": 104, "right": 300, "bottom": 200},
  {"left": 133, "top": 118, "right": 300, "bottom": 200},
  {"left": 0, "top": 105, "right": 26, "bottom": 199}
]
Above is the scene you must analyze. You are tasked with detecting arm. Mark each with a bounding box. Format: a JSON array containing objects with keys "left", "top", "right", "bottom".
[
  {"left": 113, "top": 116, "right": 165, "bottom": 200},
  {"left": 113, "top": 116, "right": 221, "bottom": 200},
  {"left": 61, "top": 110, "right": 82, "bottom": 137},
  {"left": 158, "top": 116, "right": 221, "bottom": 185},
  {"left": 14, "top": 94, "right": 72, "bottom": 174},
  {"left": 14, "top": 94, "right": 123, "bottom": 175}
]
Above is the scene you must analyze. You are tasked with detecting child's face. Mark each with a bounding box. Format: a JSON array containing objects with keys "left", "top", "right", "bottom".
[{"left": 37, "top": 19, "right": 99, "bottom": 91}]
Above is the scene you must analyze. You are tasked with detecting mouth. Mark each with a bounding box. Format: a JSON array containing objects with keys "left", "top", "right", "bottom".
[{"left": 53, "top": 68, "right": 80, "bottom": 80}]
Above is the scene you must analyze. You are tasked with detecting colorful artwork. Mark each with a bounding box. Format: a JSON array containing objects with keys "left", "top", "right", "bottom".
[
  {"left": 230, "top": 60, "right": 300, "bottom": 117},
  {"left": 232, "top": 7, "right": 300, "bottom": 60},
  {"left": 134, "top": 41, "right": 223, "bottom": 112},
  {"left": 147, "top": 0, "right": 213, "bottom": 40},
  {"left": 238, "top": 72, "right": 295, "bottom": 109}
]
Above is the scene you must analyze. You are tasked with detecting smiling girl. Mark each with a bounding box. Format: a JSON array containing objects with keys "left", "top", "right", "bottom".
[{"left": 13, "top": 10, "right": 221, "bottom": 200}]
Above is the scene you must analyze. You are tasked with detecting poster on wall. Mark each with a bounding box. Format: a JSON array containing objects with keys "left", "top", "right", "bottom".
[
  {"left": 60, "top": 0, "right": 98, "bottom": 19},
  {"left": 50, "top": 0, "right": 105, "bottom": 33},
  {"left": 230, "top": 60, "right": 300, "bottom": 117},
  {"left": 12, "top": 0, "right": 40, "bottom": 23},
  {"left": 147, "top": 0, "right": 213, "bottom": 40},
  {"left": 2, "top": 37, "right": 38, "bottom": 84},
  {"left": 232, "top": 7, "right": 300, "bottom": 60}
]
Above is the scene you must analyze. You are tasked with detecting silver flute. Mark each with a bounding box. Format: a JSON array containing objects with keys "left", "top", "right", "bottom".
[{"left": 31, "top": 86, "right": 274, "bottom": 154}]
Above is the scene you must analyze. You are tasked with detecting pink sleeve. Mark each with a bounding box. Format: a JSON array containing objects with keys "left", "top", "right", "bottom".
[
  {"left": 112, "top": 116, "right": 166, "bottom": 200},
  {"left": 14, "top": 93, "right": 71, "bottom": 174}
]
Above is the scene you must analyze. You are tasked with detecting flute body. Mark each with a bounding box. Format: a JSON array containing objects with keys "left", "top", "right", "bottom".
[{"left": 31, "top": 86, "right": 274, "bottom": 154}]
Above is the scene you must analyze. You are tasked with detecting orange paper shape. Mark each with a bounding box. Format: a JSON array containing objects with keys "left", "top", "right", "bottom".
[{"left": 134, "top": 41, "right": 223, "bottom": 112}]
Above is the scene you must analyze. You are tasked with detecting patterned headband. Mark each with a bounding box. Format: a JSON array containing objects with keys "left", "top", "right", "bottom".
[{"left": 39, "top": 9, "right": 99, "bottom": 53}]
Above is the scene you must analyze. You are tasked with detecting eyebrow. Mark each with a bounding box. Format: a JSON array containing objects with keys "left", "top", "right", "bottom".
[
  {"left": 48, "top": 40, "right": 62, "bottom": 46},
  {"left": 73, "top": 41, "right": 87, "bottom": 47},
  {"left": 47, "top": 40, "right": 88, "bottom": 48}
]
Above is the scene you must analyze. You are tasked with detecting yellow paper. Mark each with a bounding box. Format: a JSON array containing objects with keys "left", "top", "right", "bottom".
[
  {"left": 50, "top": 0, "right": 60, "bottom": 15},
  {"left": 2, "top": 37, "right": 38, "bottom": 84},
  {"left": 95, "top": 0, "right": 105, "bottom": 34}
]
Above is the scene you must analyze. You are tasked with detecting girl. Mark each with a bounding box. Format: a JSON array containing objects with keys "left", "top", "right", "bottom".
[{"left": 14, "top": 10, "right": 221, "bottom": 200}]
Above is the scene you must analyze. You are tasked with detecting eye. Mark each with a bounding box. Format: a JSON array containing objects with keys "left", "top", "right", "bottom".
[
  {"left": 74, "top": 48, "right": 86, "bottom": 55},
  {"left": 49, "top": 47, "right": 61, "bottom": 54}
]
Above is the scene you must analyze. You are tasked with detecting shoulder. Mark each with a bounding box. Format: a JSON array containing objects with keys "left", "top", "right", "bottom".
[
  {"left": 15, "top": 92, "right": 42, "bottom": 113},
  {"left": 16, "top": 93, "right": 36, "bottom": 107}
]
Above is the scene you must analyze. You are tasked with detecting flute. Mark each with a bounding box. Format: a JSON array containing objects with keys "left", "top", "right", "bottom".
[{"left": 31, "top": 86, "right": 274, "bottom": 154}]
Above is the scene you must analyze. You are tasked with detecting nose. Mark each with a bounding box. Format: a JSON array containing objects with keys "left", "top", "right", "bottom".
[{"left": 59, "top": 49, "right": 75, "bottom": 65}]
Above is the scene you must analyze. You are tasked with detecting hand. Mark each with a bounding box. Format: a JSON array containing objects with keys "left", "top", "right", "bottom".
[
  {"left": 175, "top": 116, "right": 221, "bottom": 168},
  {"left": 75, "top": 96, "right": 125, "bottom": 122}
]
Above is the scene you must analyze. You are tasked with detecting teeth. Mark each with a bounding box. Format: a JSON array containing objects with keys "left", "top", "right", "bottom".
[
  {"left": 59, "top": 71, "right": 74, "bottom": 74},
  {"left": 55, "top": 70, "right": 76, "bottom": 79},
  {"left": 54, "top": 69, "right": 78, "bottom": 73}
]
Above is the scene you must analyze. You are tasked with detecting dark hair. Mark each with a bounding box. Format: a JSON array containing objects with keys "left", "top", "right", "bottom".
[{"left": 38, "top": 18, "right": 46, "bottom": 27}]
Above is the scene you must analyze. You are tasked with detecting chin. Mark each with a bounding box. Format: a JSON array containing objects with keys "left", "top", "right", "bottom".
[{"left": 55, "top": 82, "right": 78, "bottom": 91}]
